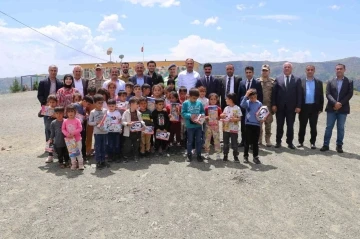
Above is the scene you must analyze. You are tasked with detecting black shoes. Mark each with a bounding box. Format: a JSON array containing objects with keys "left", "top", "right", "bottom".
[
  {"left": 320, "top": 146, "right": 329, "bottom": 152},
  {"left": 243, "top": 156, "right": 249, "bottom": 163},
  {"left": 288, "top": 144, "right": 296, "bottom": 149},
  {"left": 186, "top": 154, "right": 192, "bottom": 162},
  {"left": 253, "top": 157, "right": 261, "bottom": 164},
  {"left": 297, "top": 143, "right": 304, "bottom": 148},
  {"left": 234, "top": 156, "right": 240, "bottom": 163},
  {"left": 336, "top": 145, "right": 344, "bottom": 153},
  {"left": 311, "top": 144, "right": 317, "bottom": 149},
  {"left": 197, "top": 155, "right": 203, "bottom": 162},
  {"left": 238, "top": 142, "right": 244, "bottom": 147},
  {"left": 275, "top": 143, "right": 281, "bottom": 148},
  {"left": 223, "top": 154, "right": 228, "bottom": 161}
]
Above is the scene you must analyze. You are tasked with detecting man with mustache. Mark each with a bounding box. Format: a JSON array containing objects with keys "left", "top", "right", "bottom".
[
  {"left": 119, "top": 62, "right": 131, "bottom": 83},
  {"left": 103, "top": 67, "right": 125, "bottom": 95}
]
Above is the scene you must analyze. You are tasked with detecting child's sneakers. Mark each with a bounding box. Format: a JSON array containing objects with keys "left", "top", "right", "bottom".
[
  {"left": 45, "top": 156, "right": 53, "bottom": 163},
  {"left": 70, "top": 159, "right": 77, "bottom": 170},
  {"left": 253, "top": 156, "right": 261, "bottom": 164},
  {"left": 186, "top": 153, "right": 192, "bottom": 162},
  {"left": 78, "top": 159, "right": 84, "bottom": 170},
  {"left": 223, "top": 154, "right": 228, "bottom": 161},
  {"left": 216, "top": 153, "right": 221, "bottom": 160},
  {"left": 197, "top": 155, "right": 203, "bottom": 162},
  {"left": 204, "top": 152, "right": 209, "bottom": 159},
  {"left": 243, "top": 156, "right": 249, "bottom": 164}
]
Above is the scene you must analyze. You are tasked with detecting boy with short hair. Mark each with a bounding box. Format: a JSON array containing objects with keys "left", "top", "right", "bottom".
[
  {"left": 125, "top": 82, "right": 134, "bottom": 101},
  {"left": 240, "top": 89, "right": 262, "bottom": 164},
  {"left": 122, "top": 97, "right": 145, "bottom": 162},
  {"left": 141, "top": 84, "right": 151, "bottom": 97},
  {"left": 139, "top": 97, "right": 153, "bottom": 156},
  {"left": 181, "top": 88, "right": 205, "bottom": 162},
  {"left": 44, "top": 95, "right": 57, "bottom": 163},
  {"left": 133, "top": 84, "right": 142, "bottom": 98},
  {"left": 178, "top": 86, "right": 188, "bottom": 147},
  {"left": 106, "top": 99, "right": 122, "bottom": 162},
  {"left": 178, "top": 86, "right": 187, "bottom": 104},
  {"left": 164, "top": 85, "right": 174, "bottom": 106},
  {"left": 152, "top": 98, "right": 170, "bottom": 155},
  {"left": 88, "top": 94, "right": 108, "bottom": 169},
  {"left": 50, "top": 106, "right": 70, "bottom": 168}
]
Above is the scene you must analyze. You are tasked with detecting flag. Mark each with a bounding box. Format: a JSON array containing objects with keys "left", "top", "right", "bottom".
[{"left": 141, "top": 46, "right": 144, "bottom": 52}]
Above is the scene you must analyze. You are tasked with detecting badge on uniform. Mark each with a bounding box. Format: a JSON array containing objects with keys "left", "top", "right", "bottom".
[{"left": 256, "top": 106, "right": 270, "bottom": 121}]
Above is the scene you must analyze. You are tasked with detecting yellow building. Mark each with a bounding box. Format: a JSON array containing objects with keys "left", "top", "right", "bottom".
[{"left": 70, "top": 60, "right": 202, "bottom": 79}]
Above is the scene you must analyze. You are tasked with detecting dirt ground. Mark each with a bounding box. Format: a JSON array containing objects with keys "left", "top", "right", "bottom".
[{"left": 0, "top": 91, "right": 359, "bottom": 239}]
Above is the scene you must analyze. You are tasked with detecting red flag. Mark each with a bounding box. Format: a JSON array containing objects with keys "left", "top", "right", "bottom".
[{"left": 141, "top": 46, "right": 144, "bottom": 52}]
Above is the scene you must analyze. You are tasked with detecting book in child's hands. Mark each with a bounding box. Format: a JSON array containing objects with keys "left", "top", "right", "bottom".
[
  {"left": 147, "top": 97, "right": 155, "bottom": 112},
  {"left": 208, "top": 105, "right": 218, "bottom": 126},
  {"left": 130, "top": 121, "right": 143, "bottom": 132},
  {"left": 191, "top": 114, "right": 205, "bottom": 125},
  {"left": 256, "top": 106, "right": 270, "bottom": 121},
  {"left": 116, "top": 101, "right": 128, "bottom": 112},
  {"left": 64, "top": 138, "right": 80, "bottom": 158},
  {"left": 170, "top": 103, "right": 180, "bottom": 122},
  {"left": 143, "top": 126, "right": 154, "bottom": 135},
  {"left": 156, "top": 131, "right": 170, "bottom": 141},
  {"left": 97, "top": 114, "right": 122, "bottom": 132},
  {"left": 41, "top": 106, "right": 55, "bottom": 116},
  {"left": 45, "top": 141, "right": 53, "bottom": 153}
]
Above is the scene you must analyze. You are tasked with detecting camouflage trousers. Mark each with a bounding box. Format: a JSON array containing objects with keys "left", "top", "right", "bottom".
[{"left": 259, "top": 113, "right": 273, "bottom": 143}]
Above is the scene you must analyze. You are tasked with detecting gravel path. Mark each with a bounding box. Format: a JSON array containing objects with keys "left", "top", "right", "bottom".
[{"left": 0, "top": 91, "right": 359, "bottom": 239}]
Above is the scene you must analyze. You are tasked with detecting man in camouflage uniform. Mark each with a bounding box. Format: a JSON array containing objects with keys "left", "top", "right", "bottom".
[
  {"left": 258, "top": 64, "right": 275, "bottom": 147},
  {"left": 88, "top": 63, "right": 106, "bottom": 91}
]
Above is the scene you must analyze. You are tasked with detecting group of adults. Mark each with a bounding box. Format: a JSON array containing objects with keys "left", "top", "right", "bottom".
[{"left": 37, "top": 58, "right": 353, "bottom": 153}]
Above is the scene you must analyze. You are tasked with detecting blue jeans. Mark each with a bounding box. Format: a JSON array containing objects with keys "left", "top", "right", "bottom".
[
  {"left": 323, "top": 112, "right": 347, "bottom": 147},
  {"left": 187, "top": 127, "right": 202, "bottom": 156},
  {"left": 94, "top": 134, "right": 107, "bottom": 163},
  {"left": 107, "top": 132, "right": 121, "bottom": 157}
]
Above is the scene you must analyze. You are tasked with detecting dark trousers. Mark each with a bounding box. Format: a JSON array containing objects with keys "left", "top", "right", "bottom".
[
  {"left": 94, "top": 134, "right": 107, "bottom": 163},
  {"left": 55, "top": 146, "right": 70, "bottom": 164},
  {"left": 223, "top": 132, "right": 238, "bottom": 156},
  {"left": 155, "top": 139, "right": 168, "bottom": 150},
  {"left": 298, "top": 104, "right": 319, "bottom": 144},
  {"left": 169, "top": 122, "right": 181, "bottom": 144},
  {"left": 276, "top": 107, "right": 296, "bottom": 145},
  {"left": 123, "top": 132, "right": 141, "bottom": 158},
  {"left": 187, "top": 127, "right": 202, "bottom": 155},
  {"left": 107, "top": 132, "right": 121, "bottom": 157},
  {"left": 81, "top": 124, "right": 86, "bottom": 158},
  {"left": 244, "top": 125, "right": 260, "bottom": 158},
  {"left": 240, "top": 109, "right": 246, "bottom": 143}
]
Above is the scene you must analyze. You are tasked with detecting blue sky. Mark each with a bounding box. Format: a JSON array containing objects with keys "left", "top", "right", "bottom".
[{"left": 0, "top": 0, "right": 359, "bottom": 77}]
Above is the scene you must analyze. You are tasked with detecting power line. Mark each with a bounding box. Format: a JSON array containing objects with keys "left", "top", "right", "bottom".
[{"left": 0, "top": 10, "right": 108, "bottom": 62}]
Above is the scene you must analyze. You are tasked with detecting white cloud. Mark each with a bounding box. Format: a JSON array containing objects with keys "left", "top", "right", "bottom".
[
  {"left": 0, "top": 19, "right": 6, "bottom": 26},
  {"left": 190, "top": 19, "right": 201, "bottom": 25},
  {"left": 236, "top": 4, "right": 247, "bottom": 11},
  {"left": 329, "top": 5, "right": 340, "bottom": 10},
  {"left": 216, "top": 26, "right": 222, "bottom": 30},
  {"left": 204, "top": 17, "right": 218, "bottom": 26},
  {"left": 121, "top": 14, "right": 127, "bottom": 18},
  {"left": 273, "top": 39, "right": 279, "bottom": 44},
  {"left": 126, "top": 0, "right": 180, "bottom": 7},
  {"left": 258, "top": 1, "right": 266, "bottom": 7},
  {"left": 97, "top": 14, "right": 124, "bottom": 33},
  {"left": 0, "top": 21, "right": 111, "bottom": 77},
  {"left": 260, "top": 15, "right": 299, "bottom": 21}
]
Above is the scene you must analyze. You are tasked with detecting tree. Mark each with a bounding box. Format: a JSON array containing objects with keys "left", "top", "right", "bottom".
[
  {"left": 10, "top": 77, "right": 21, "bottom": 93},
  {"left": 33, "top": 80, "right": 39, "bottom": 91}
]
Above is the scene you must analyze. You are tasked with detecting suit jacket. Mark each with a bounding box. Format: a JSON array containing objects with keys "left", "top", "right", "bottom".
[
  {"left": 300, "top": 78, "right": 324, "bottom": 112},
  {"left": 129, "top": 75, "right": 153, "bottom": 88},
  {"left": 325, "top": 77, "right": 353, "bottom": 114},
  {"left": 72, "top": 78, "right": 88, "bottom": 97},
  {"left": 220, "top": 75, "right": 241, "bottom": 110},
  {"left": 238, "top": 78, "right": 263, "bottom": 106},
  {"left": 271, "top": 75, "right": 302, "bottom": 111},
  {"left": 195, "top": 75, "right": 221, "bottom": 98},
  {"left": 37, "top": 77, "right": 63, "bottom": 105}
]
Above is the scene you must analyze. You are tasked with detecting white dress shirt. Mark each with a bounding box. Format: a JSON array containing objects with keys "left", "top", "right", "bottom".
[
  {"left": 177, "top": 70, "right": 200, "bottom": 93},
  {"left": 74, "top": 78, "right": 84, "bottom": 97},
  {"left": 103, "top": 79, "right": 126, "bottom": 95},
  {"left": 225, "top": 75, "right": 235, "bottom": 94}
]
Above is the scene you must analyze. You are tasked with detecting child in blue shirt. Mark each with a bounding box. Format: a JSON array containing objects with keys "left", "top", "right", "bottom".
[
  {"left": 181, "top": 88, "right": 205, "bottom": 162},
  {"left": 240, "top": 89, "right": 263, "bottom": 164}
]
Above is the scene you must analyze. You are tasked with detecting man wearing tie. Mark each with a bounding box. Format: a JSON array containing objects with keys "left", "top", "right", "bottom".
[
  {"left": 195, "top": 63, "right": 221, "bottom": 98},
  {"left": 238, "top": 66, "right": 263, "bottom": 147},
  {"left": 320, "top": 63, "right": 353, "bottom": 153},
  {"left": 271, "top": 62, "right": 302, "bottom": 149},
  {"left": 297, "top": 65, "right": 324, "bottom": 149},
  {"left": 220, "top": 64, "right": 241, "bottom": 110},
  {"left": 129, "top": 62, "right": 152, "bottom": 88}
]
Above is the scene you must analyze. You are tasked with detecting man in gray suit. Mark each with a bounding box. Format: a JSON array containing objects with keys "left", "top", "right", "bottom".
[
  {"left": 220, "top": 64, "right": 241, "bottom": 110},
  {"left": 320, "top": 63, "right": 353, "bottom": 153},
  {"left": 271, "top": 62, "right": 302, "bottom": 149}
]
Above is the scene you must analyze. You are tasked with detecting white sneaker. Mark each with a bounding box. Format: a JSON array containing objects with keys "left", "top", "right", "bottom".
[
  {"left": 204, "top": 153, "right": 209, "bottom": 159},
  {"left": 191, "top": 149, "right": 196, "bottom": 154},
  {"left": 45, "top": 156, "right": 53, "bottom": 163},
  {"left": 216, "top": 153, "right": 221, "bottom": 160}
]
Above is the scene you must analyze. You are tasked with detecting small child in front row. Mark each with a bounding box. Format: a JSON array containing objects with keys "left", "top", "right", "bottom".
[
  {"left": 117, "top": 90, "right": 129, "bottom": 115},
  {"left": 125, "top": 82, "right": 134, "bottom": 101},
  {"left": 133, "top": 84, "right": 142, "bottom": 98},
  {"left": 178, "top": 86, "right": 188, "bottom": 147},
  {"left": 62, "top": 104, "right": 84, "bottom": 170},
  {"left": 166, "top": 91, "right": 182, "bottom": 146},
  {"left": 220, "top": 93, "right": 242, "bottom": 162},
  {"left": 139, "top": 97, "right": 153, "bottom": 157},
  {"left": 181, "top": 88, "right": 205, "bottom": 162},
  {"left": 204, "top": 93, "right": 222, "bottom": 160},
  {"left": 141, "top": 84, "right": 151, "bottom": 98},
  {"left": 240, "top": 89, "right": 262, "bottom": 164},
  {"left": 49, "top": 106, "right": 70, "bottom": 168},
  {"left": 106, "top": 99, "right": 122, "bottom": 162},
  {"left": 44, "top": 95, "right": 58, "bottom": 163},
  {"left": 88, "top": 94, "right": 108, "bottom": 169},
  {"left": 152, "top": 98, "right": 170, "bottom": 155},
  {"left": 197, "top": 85, "right": 209, "bottom": 148},
  {"left": 122, "top": 97, "right": 145, "bottom": 163}
]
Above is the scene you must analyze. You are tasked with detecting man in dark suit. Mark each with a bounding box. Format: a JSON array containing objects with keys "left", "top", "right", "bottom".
[
  {"left": 320, "top": 63, "right": 353, "bottom": 153},
  {"left": 220, "top": 64, "right": 241, "bottom": 110},
  {"left": 271, "top": 62, "right": 302, "bottom": 149},
  {"left": 297, "top": 65, "right": 324, "bottom": 149},
  {"left": 195, "top": 63, "right": 221, "bottom": 98},
  {"left": 147, "top": 60, "right": 164, "bottom": 85},
  {"left": 238, "top": 66, "right": 263, "bottom": 146},
  {"left": 37, "top": 65, "right": 63, "bottom": 105},
  {"left": 129, "top": 62, "right": 153, "bottom": 88},
  {"left": 72, "top": 65, "right": 88, "bottom": 97}
]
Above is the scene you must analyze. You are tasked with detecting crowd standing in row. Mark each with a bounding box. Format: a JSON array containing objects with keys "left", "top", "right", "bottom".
[{"left": 37, "top": 59, "right": 353, "bottom": 169}]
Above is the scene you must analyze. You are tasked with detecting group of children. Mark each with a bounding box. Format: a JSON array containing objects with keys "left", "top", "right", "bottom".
[{"left": 42, "top": 78, "right": 264, "bottom": 170}]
